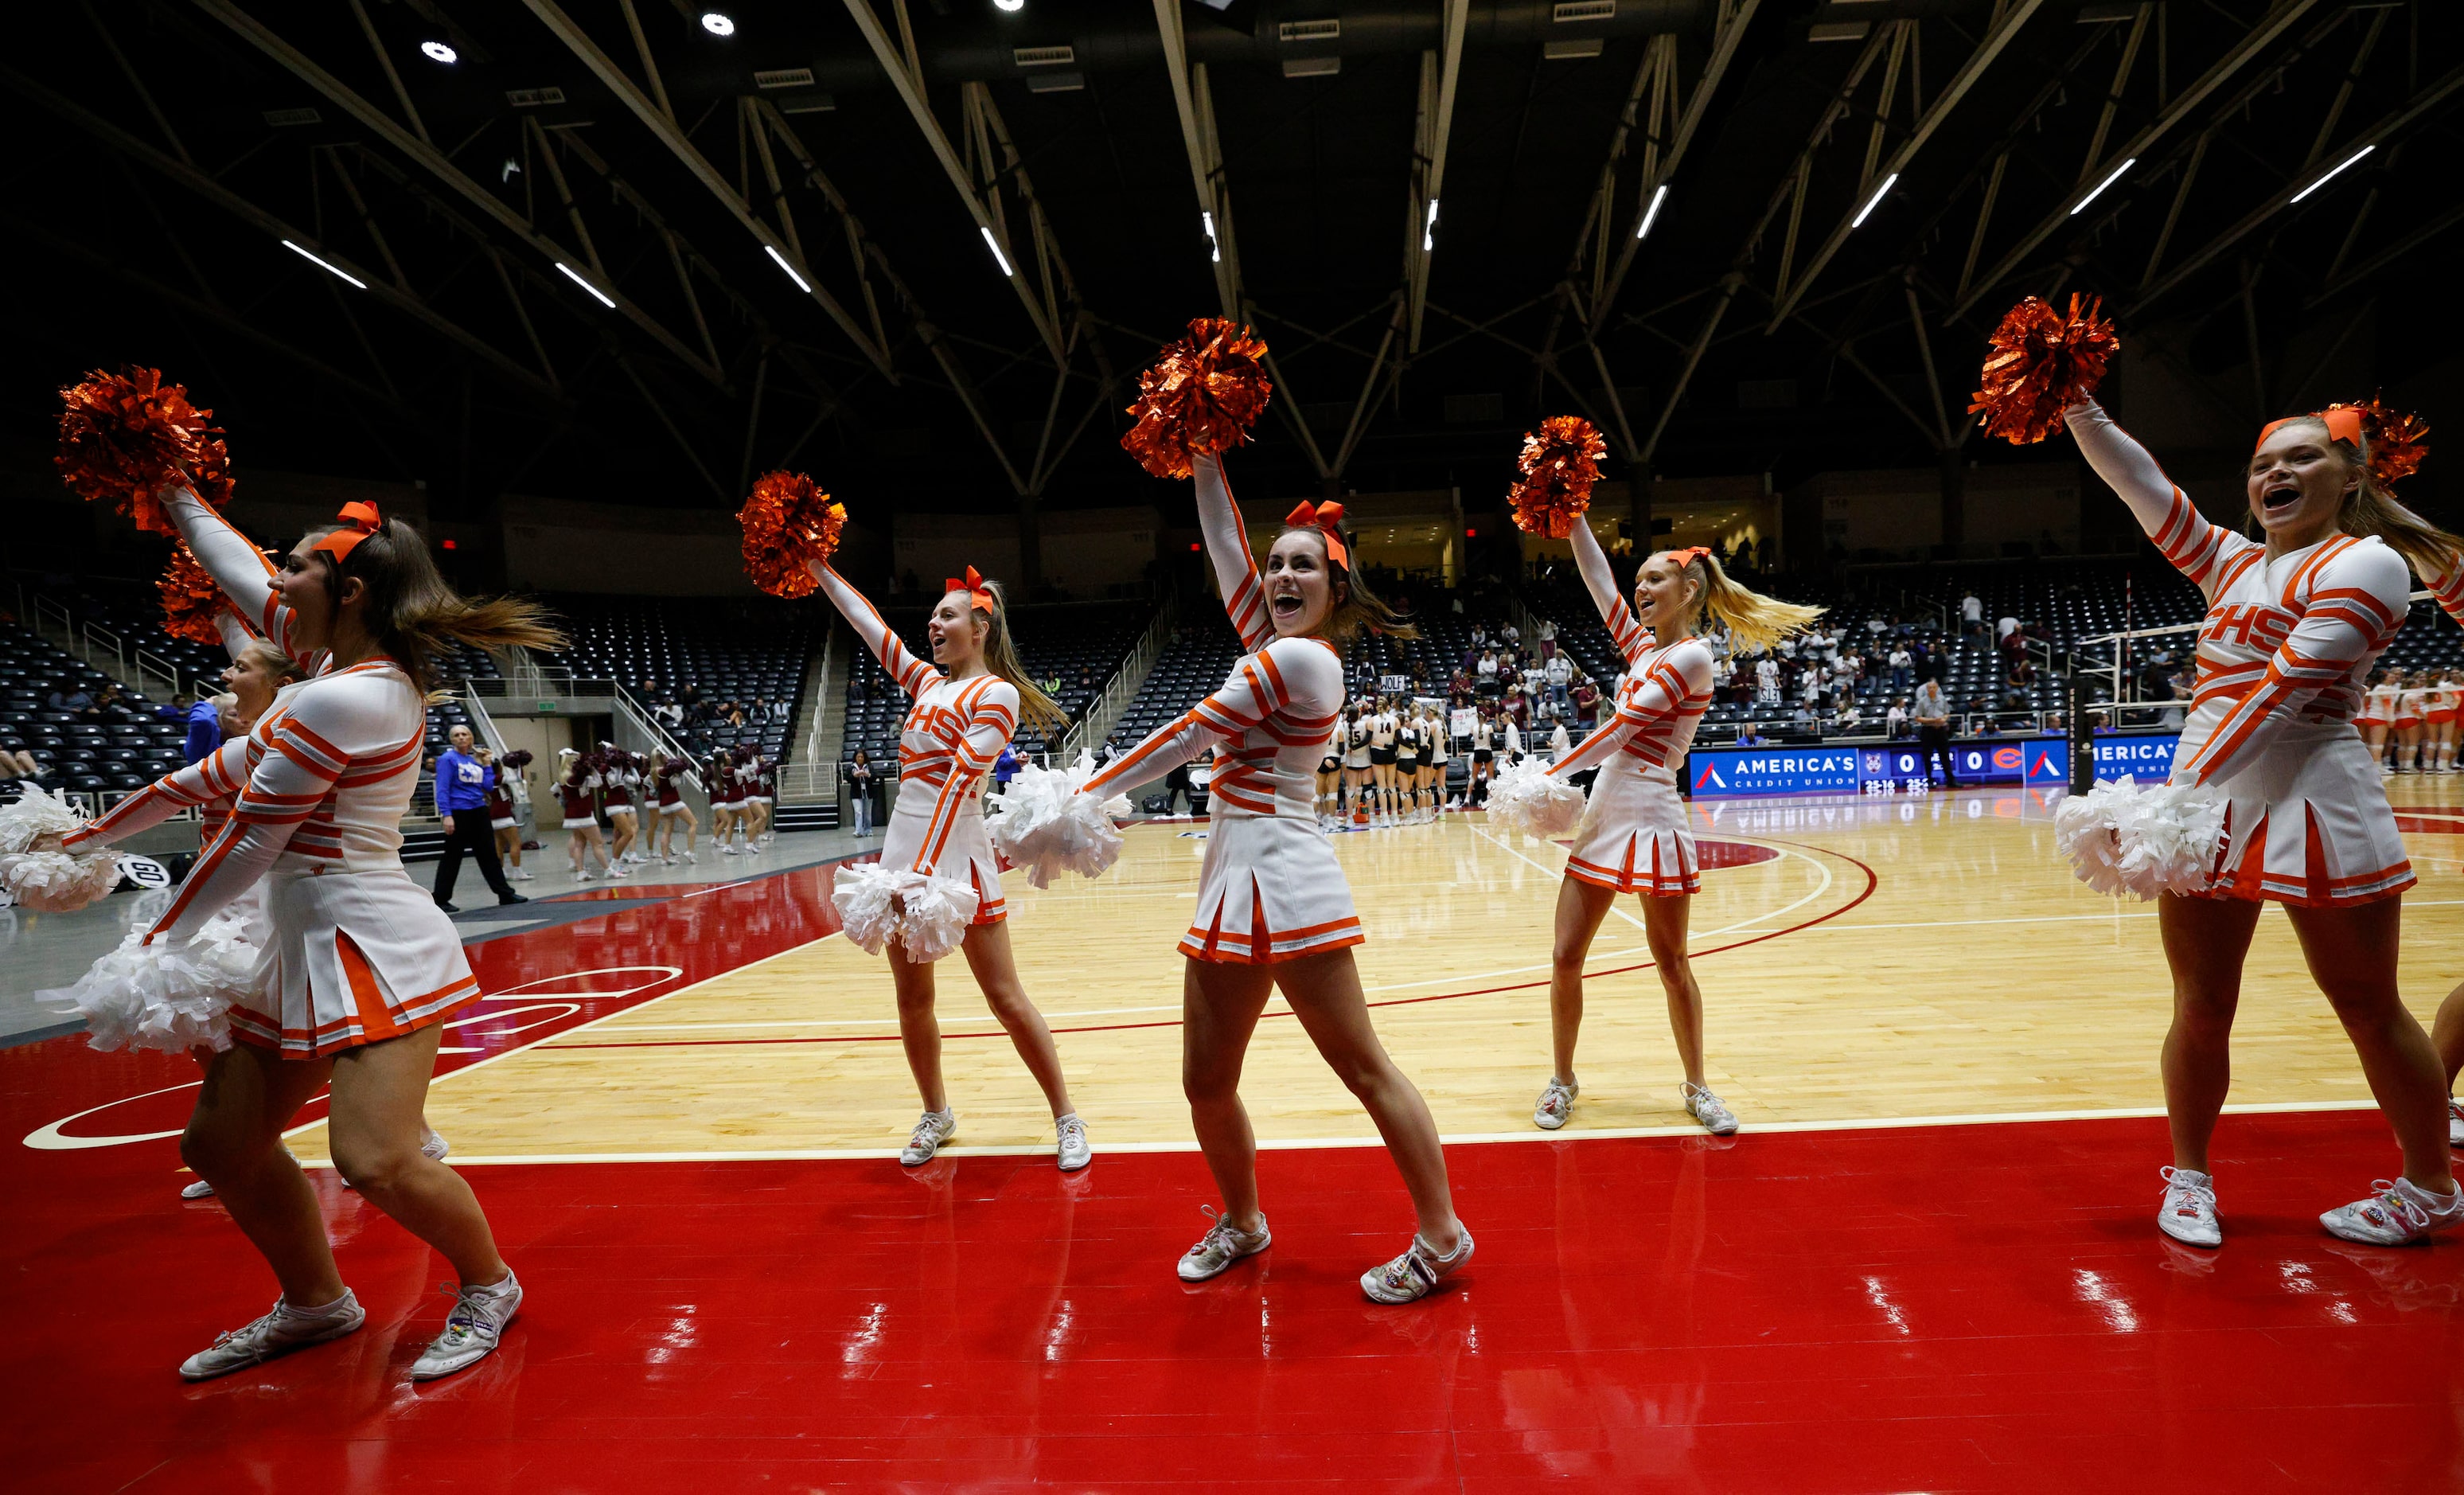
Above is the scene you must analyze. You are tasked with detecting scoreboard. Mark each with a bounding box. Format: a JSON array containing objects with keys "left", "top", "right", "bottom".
[{"left": 1681, "top": 732, "right": 2181, "bottom": 798}]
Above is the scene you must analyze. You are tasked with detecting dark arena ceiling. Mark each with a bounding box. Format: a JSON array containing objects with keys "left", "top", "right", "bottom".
[{"left": 10, "top": 1, "right": 2462, "bottom": 526}]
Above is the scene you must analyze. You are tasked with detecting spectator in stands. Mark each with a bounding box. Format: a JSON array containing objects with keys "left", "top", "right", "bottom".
[
  {"left": 848, "top": 748, "right": 876, "bottom": 837},
  {"left": 1756, "top": 655, "right": 1780, "bottom": 704},
  {"left": 1910, "top": 638, "right": 1934, "bottom": 682},
  {"left": 182, "top": 689, "right": 222, "bottom": 765},
  {"left": 1737, "top": 720, "right": 1765, "bottom": 748},
  {"left": 1476, "top": 647, "right": 1499, "bottom": 693},
  {"left": 1886, "top": 698, "right": 1909, "bottom": 738},
  {"left": 846, "top": 674, "right": 866, "bottom": 705},
  {"left": 431, "top": 726, "right": 527, "bottom": 913},
  {"left": 751, "top": 695, "right": 774, "bottom": 724},
  {"left": 1913, "top": 677, "right": 1958, "bottom": 787},
  {"left": 46, "top": 684, "right": 95, "bottom": 714},
  {"left": 993, "top": 742, "right": 1020, "bottom": 796},
  {"left": 1833, "top": 700, "right": 1862, "bottom": 732},
  {"left": 1537, "top": 617, "right": 1557, "bottom": 662},
  {"left": 1501, "top": 681, "right": 1529, "bottom": 732},
  {"left": 1961, "top": 591, "right": 1984, "bottom": 635},
  {"left": 657, "top": 698, "right": 684, "bottom": 730},
  {"left": 1570, "top": 673, "right": 1599, "bottom": 730},
  {"left": 1544, "top": 650, "right": 1571, "bottom": 708}
]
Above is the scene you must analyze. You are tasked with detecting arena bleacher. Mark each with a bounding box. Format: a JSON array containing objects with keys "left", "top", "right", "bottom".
[
  {"left": 546, "top": 595, "right": 813, "bottom": 766},
  {"left": 0, "top": 619, "right": 191, "bottom": 795}
]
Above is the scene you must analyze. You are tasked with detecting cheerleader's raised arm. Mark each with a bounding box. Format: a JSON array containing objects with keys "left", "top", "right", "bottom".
[
  {"left": 159, "top": 482, "right": 328, "bottom": 673},
  {"left": 809, "top": 561, "right": 939, "bottom": 701},
  {"left": 1568, "top": 509, "right": 1650, "bottom": 665},
  {"left": 1194, "top": 451, "right": 1277, "bottom": 652}
]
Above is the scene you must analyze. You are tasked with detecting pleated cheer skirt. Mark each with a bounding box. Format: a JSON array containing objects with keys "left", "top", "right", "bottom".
[
  {"left": 228, "top": 863, "right": 482, "bottom": 1057},
  {"left": 2189, "top": 720, "right": 2411, "bottom": 907},
  {"left": 1563, "top": 761, "right": 1700, "bottom": 897},
  {"left": 1179, "top": 814, "right": 1363, "bottom": 965},
  {"left": 880, "top": 789, "right": 1008, "bottom": 925}
]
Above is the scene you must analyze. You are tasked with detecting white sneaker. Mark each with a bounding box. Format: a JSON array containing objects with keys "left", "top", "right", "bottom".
[
  {"left": 2158, "top": 1165, "right": 2221, "bottom": 1247},
  {"left": 1682, "top": 1081, "right": 1739, "bottom": 1136},
  {"left": 900, "top": 1108, "right": 956, "bottom": 1166},
  {"left": 179, "top": 1177, "right": 215, "bottom": 1200},
  {"left": 510, "top": 868, "right": 533, "bottom": 881},
  {"left": 575, "top": 869, "right": 595, "bottom": 882},
  {"left": 410, "top": 1272, "right": 522, "bottom": 1380},
  {"left": 660, "top": 854, "right": 676, "bottom": 866},
  {"left": 721, "top": 843, "right": 740, "bottom": 857},
  {"left": 683, "top": 851, "right": 697, "bottom": 864},
  {"left": 1534, "top": 1077, "right": 1577, "bottom": 1130},
  {"left": 1055, "top": 1112, "right": 1091, "bottom": 1172},
  {"left": 422, "top": 1128, "right": 450, "bottom": 1162},
  {"left": 607, "top": 864, "right": 630, "bottom": 879},
  {"left": 1361, "top": 1228, "right": 1474, "bottom": 1304},
  {"left": 1177, "top": 1207, "right": 1270, "bottom": 1282},
  {"left": 179, "top": 1291, "right": 365, "bottom": 1381},
  {"left": 2321, "top": 1177, "right": 2464, "bottom": 1247},
  {"left": 2450, "top": 1098, "right": 2463, "bottom": 1149}
]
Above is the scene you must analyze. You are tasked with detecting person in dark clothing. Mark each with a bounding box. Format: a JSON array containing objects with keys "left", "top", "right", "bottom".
[{"left": 431, "top": 726, "right": 527, "bottom": 911}]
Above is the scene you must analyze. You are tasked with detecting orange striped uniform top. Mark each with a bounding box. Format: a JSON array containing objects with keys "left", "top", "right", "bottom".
[{"left": 1546, "top": 638, "right": 1717, "bottom": 782}]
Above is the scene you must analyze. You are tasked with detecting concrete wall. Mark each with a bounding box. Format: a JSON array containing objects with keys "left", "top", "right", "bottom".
[{"left": 891, "top": 505, "right": 1161, "bottom": 595}]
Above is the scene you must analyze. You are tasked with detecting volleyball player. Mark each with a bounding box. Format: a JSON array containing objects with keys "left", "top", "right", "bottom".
[
  {"left": 2068, "top": 398, "right": 2459, "bottom": 1247},
  {"left": 1531, "top": 517, "right": 1817, "bottom": 1136}
]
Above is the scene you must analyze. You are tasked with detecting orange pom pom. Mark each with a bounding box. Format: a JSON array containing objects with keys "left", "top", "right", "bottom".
[
  {"left": 2324, "top": 395, "right": 2430, "bottom": 490},
  {"left": 1969, "top": 294, "right": 2121, "bottom": 445},
  {"left": 57, "top": 367, "right": 234, "bottom": 534},
  {"left": 739, "top": 470, "right": 845, "bottom": 599},
  {"left": 1121, "top": 318, "right": 1274, "bottom": 479},
  {"left": 158, "top": 543, "right": 227, "bottom": 646},
  {"left": 1507, "top": 416, "right": 1606, "bottom": 539}
]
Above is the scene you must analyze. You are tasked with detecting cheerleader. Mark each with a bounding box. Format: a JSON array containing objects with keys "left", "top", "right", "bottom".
[
  {"left": 559, "top": 749, "right": 619, "bottom": 880},
  {"left": 51, "top": 488, "right": 557, "bottom": 1380},
  {"left": 1531, "top": 518, "right": 1817, "bottom": 1137},
  {"left": 485, "top": 750, "right": 530, "bottom": 881},
  {"left": 1342, "top": 705, "right": 1373, "bottom": 825},
  {"left": 2432, "top": 671, "right": 2462, "bottom": 773},
  {"left": 704, "top": 748, "right": 740, "bottom": 852},
  {"left": 2357, "top": 669, "right": 2394, "bottom": 771},
  {"left": 598, "top": 743, "right": 641, "bottom": 865},
  {"left": 805, "top": 560, "right": 1090, "bottom": 1171},
  {"left": 2392, "top": 671, "right": 2427, "bottom": 773},
  {"left": 2067, "top": 399, "right": 2461, "bottom": 1247},
  {"left": 1085, "top": 455, "right": 1470, "bottom": 1304},
  {"left": 744, "top": 751, "right": 774, "bottom": 843},
  {"left": 652, "top": 754, "right": 698, "bottom": 863}
]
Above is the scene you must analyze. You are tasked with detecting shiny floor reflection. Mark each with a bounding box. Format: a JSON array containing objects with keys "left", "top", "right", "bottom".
[{"left": 6, "top": 1111, "right": 2460, "bottom": 1492}]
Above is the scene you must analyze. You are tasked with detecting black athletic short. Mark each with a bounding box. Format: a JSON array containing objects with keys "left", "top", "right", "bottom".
[
  {"left": 1318, "top": 755, "right": 1340, "bottom": 775},
  {"left": 1370, "top": 748, "right": 1398, "bottom": 767},
  {"left": 1472, "top": 748, "right": 1493, "bottom": 763}
]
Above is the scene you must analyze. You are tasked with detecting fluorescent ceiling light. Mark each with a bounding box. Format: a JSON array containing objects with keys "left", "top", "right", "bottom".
[
  {"left": 699, "top": 11, "right": 735, "bottom": 37},
  {"left": 981, "top": 226, "right": 1014, "bottom": 278},
  {"left": 2290, "top": 143, "right": 2373, "bottom": 203},
  {"left": 1423, "top": 198, "right": 1438, "bottom": 253},
  {"left": 1202, "top": 210, "right": 1221, "bottom": 264},
  {"left": 763, "top": 244, "right": 811, "bottom": 293},
  {"left": 1850, "top": 172, "right": 1897, "bottom": 228},
  {"left": 280, "top": 239, "right": 366, "bottom": 289},
  {"left": 2070, "top": 157, "right": 2135, "bottom": 216},
  {"left": 993, "top": 0, "right": 1025, "bottom": 11},
  {"left": 419, "top": 41, "right": 456, "bottom": 64},
  {"left": 1635, "top": 182, "right": 1668, "bottom": 240},
  {"left": 556, "top": 261, "right": 615, "bottom": 307}
]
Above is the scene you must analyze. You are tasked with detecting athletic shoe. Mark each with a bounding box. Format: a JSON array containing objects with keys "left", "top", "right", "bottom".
[
  {"left": 2157, "top": 1165, "right": 2221, "bottom": 1247},
  {"left": 1177, "top": 1207, "right": 1270, "bottom": 1282},
  {"left": 721, "top": 843, "right": 740, "bottom": 856},
  {"left": 422, "top": 1128, "right": 450, "bottom": 1162},
  {"left": 607, "top": 864, "right": 630, "bottom": 880},
  {"left": 2450, "top": 1098, "right": 2463, "bottom": 1149},
  {"left": 179, "top": 1178, "right": 215, "bottom": 1200},
  {"left": 434, "top": 899, "right": 461, "bottom": 914},
  {"left": 497, "top": 892, "right": 528, "bottom": 907},
  {"left": 575, "top": 869, "right": 595, "bottom": 882},
  {"left": 683, "top": 850, "right": 697, "bottom": 864},
  {"left": 510, "top": 868, "right": 533, "bottom": 881},
  {"left": 1682, "top": 1081, "right": 1740, "bottom": 1136},
  {"left": 1361, "top": 1228, "right": 1475, "bottom": 1304},
  {"left": 1055, "top": 1112, "right": 1091, "bottom": 1172},
  {"left": 900, "top": 1108, "right": 956, "bottom": 1166},
  {"left": 178, "top": 1291, "right": 365, "bottom": 1381},
  {"left": 660, "top": 854, "right": 676, "bottom": 866},
  {"left": 1534, "top": 1077, "right": 1577, "bottom": 1130},
  {"left": 410, "top": 1272, "right": 521, "bottom": 1381},
  {"left": 2321, "top": 1177, "right": 2464, "bottom": 1246}
]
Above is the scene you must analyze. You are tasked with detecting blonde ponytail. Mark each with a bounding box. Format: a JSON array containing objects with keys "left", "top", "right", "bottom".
[
  {"left": 1677, "top": 550, "right": 1822, "bottom": 653},
  {"left": 970, "top": 579, "right": 1070, "bottom": 736}
]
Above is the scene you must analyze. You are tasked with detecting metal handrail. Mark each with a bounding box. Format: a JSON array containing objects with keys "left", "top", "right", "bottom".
[{"left": 1058, "top": 591, "right": 1179, "bottom": 763}]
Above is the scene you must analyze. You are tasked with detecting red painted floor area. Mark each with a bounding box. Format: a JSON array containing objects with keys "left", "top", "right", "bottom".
[{"left": 7, "top": 1110, "right": 2463, "bottom": 1492}]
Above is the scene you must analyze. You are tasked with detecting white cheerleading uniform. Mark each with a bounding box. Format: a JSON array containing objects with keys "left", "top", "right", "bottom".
[
  {"left": 63, "top": 486, "right": 481, "bottom": 1055},
  {"left": 813, "top": 566, "right": 1016, "bottom": 926},
  {"left": 1086, "top": 455, "right": 1361, "bottom": 964},
  {"left": 2069, "top": 401, "right": 2413, "bottom": 905},
  {"left": 1546, "top": 516, "right": 1713, "bottom": 896}
]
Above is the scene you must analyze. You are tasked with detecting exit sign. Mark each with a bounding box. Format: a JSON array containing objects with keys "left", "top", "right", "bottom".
[{"left": 538, "top": 701, "right": 559, "bottom": 712}]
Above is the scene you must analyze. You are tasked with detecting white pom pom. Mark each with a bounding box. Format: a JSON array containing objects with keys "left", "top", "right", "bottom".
[
  {"left": 1485, "top": 759, "right": 1587, "bottom": 842},
  {"left": 2054, "top": 778, "right": 2138, "bottom": 898},
  {"left": 41, "top": 927, "right": 256, "bottom": 1053},
  {"left": 0, "top": 782, "right": 85, "bottom": 855},
  {"left": 0, "top": 848, "right": 124, "bottom": 913},
  {"left": 829, "top": 861, "right": 903, "bottom": 956},
  {"left": 985, "top": 752, "right": 1128, "bottom": 889},
  {"left": 2115, "top": 781, "right": 2225, "bottom": 898},
  {"left": 891, "top": 872, "right": 981, "bottom": 962},
  {"left": 2053, "top": 777, "right": 2224, "bottom": 900}
]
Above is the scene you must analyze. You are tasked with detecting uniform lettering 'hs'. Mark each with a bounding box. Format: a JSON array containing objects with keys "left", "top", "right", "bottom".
[{"left": 2202, "top": 603, "right": 2294, "bottom": 654}]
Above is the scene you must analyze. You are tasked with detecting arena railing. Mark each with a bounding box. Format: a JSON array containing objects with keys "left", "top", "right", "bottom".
[{"left": 1056, "top": 591, "right": 1179, "bottom": 766}]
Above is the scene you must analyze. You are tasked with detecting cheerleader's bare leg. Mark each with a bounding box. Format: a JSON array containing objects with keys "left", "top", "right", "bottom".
[
  {"left": 884, "top": 940, "right": 950, "bottom": 1114},
  {"left": 1546, "top": 876, "right": 1620, "bottom": 1087},
  {"left": 1183, "top": 958, "right": 1274, "bottom": 1230},
  {"left": 957, "top": 919, "right": 1076, "bottom": 1119},
  {"left": 183, "top": 1044, "right": 349, "bottom": 1304},
  {"left": 2155, "top": 894, "right": 2255, "bottom": 1177},
  {"left": 607, "top": 811, "right": 635, "bottom": 863},
  {"left": 2283, "top": 897, "right": 2454, "bottom": 1190},
  {"left": 324, "top": 1025, "right": 510, "bottom": 1286},
  {"left": 1641, "top": 892, "right": 1708, "bottom": 1089}
]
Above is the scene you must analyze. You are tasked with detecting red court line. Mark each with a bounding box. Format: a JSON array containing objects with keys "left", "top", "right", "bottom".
[{"left": 545, "top": 839, "right": 1881, "bottom": 1050}]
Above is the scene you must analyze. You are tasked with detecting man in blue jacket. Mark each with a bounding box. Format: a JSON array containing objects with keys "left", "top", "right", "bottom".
[{"left": 432, "top": 725, "right": 526, "bottom": 912}]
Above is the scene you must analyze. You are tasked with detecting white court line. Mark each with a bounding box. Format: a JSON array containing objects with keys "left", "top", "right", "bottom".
[
  {"left": 1472, "top": 825, "right": 1837, "bottom": 944},
  {"left": 404, "top": 1098, "right": 2388, "bottom": 1168}
]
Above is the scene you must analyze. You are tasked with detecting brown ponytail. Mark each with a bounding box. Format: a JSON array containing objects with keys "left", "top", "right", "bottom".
[
  {"left": 967, "top": 578, "right": 1070, "bottom": 736},
  {"left": 306, "top": 514, "right": 564, "bottom": 693}
]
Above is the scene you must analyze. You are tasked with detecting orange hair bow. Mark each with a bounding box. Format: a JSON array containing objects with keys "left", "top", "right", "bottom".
[
  {"left": 310, "top": 500, "right": 382, "bottom": 562},
  {"left": 1671, "top": 545, "right": 1713, "bottom": 567},
  {"left": 944, "top": 564, "right": 995, "bottom": 614},
  {"left": 1285, "top": 501, "right": 1348, "bottom": 567},
  {"left": 2255, "top": 408, "right": 2364, "bottom": 451}
]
